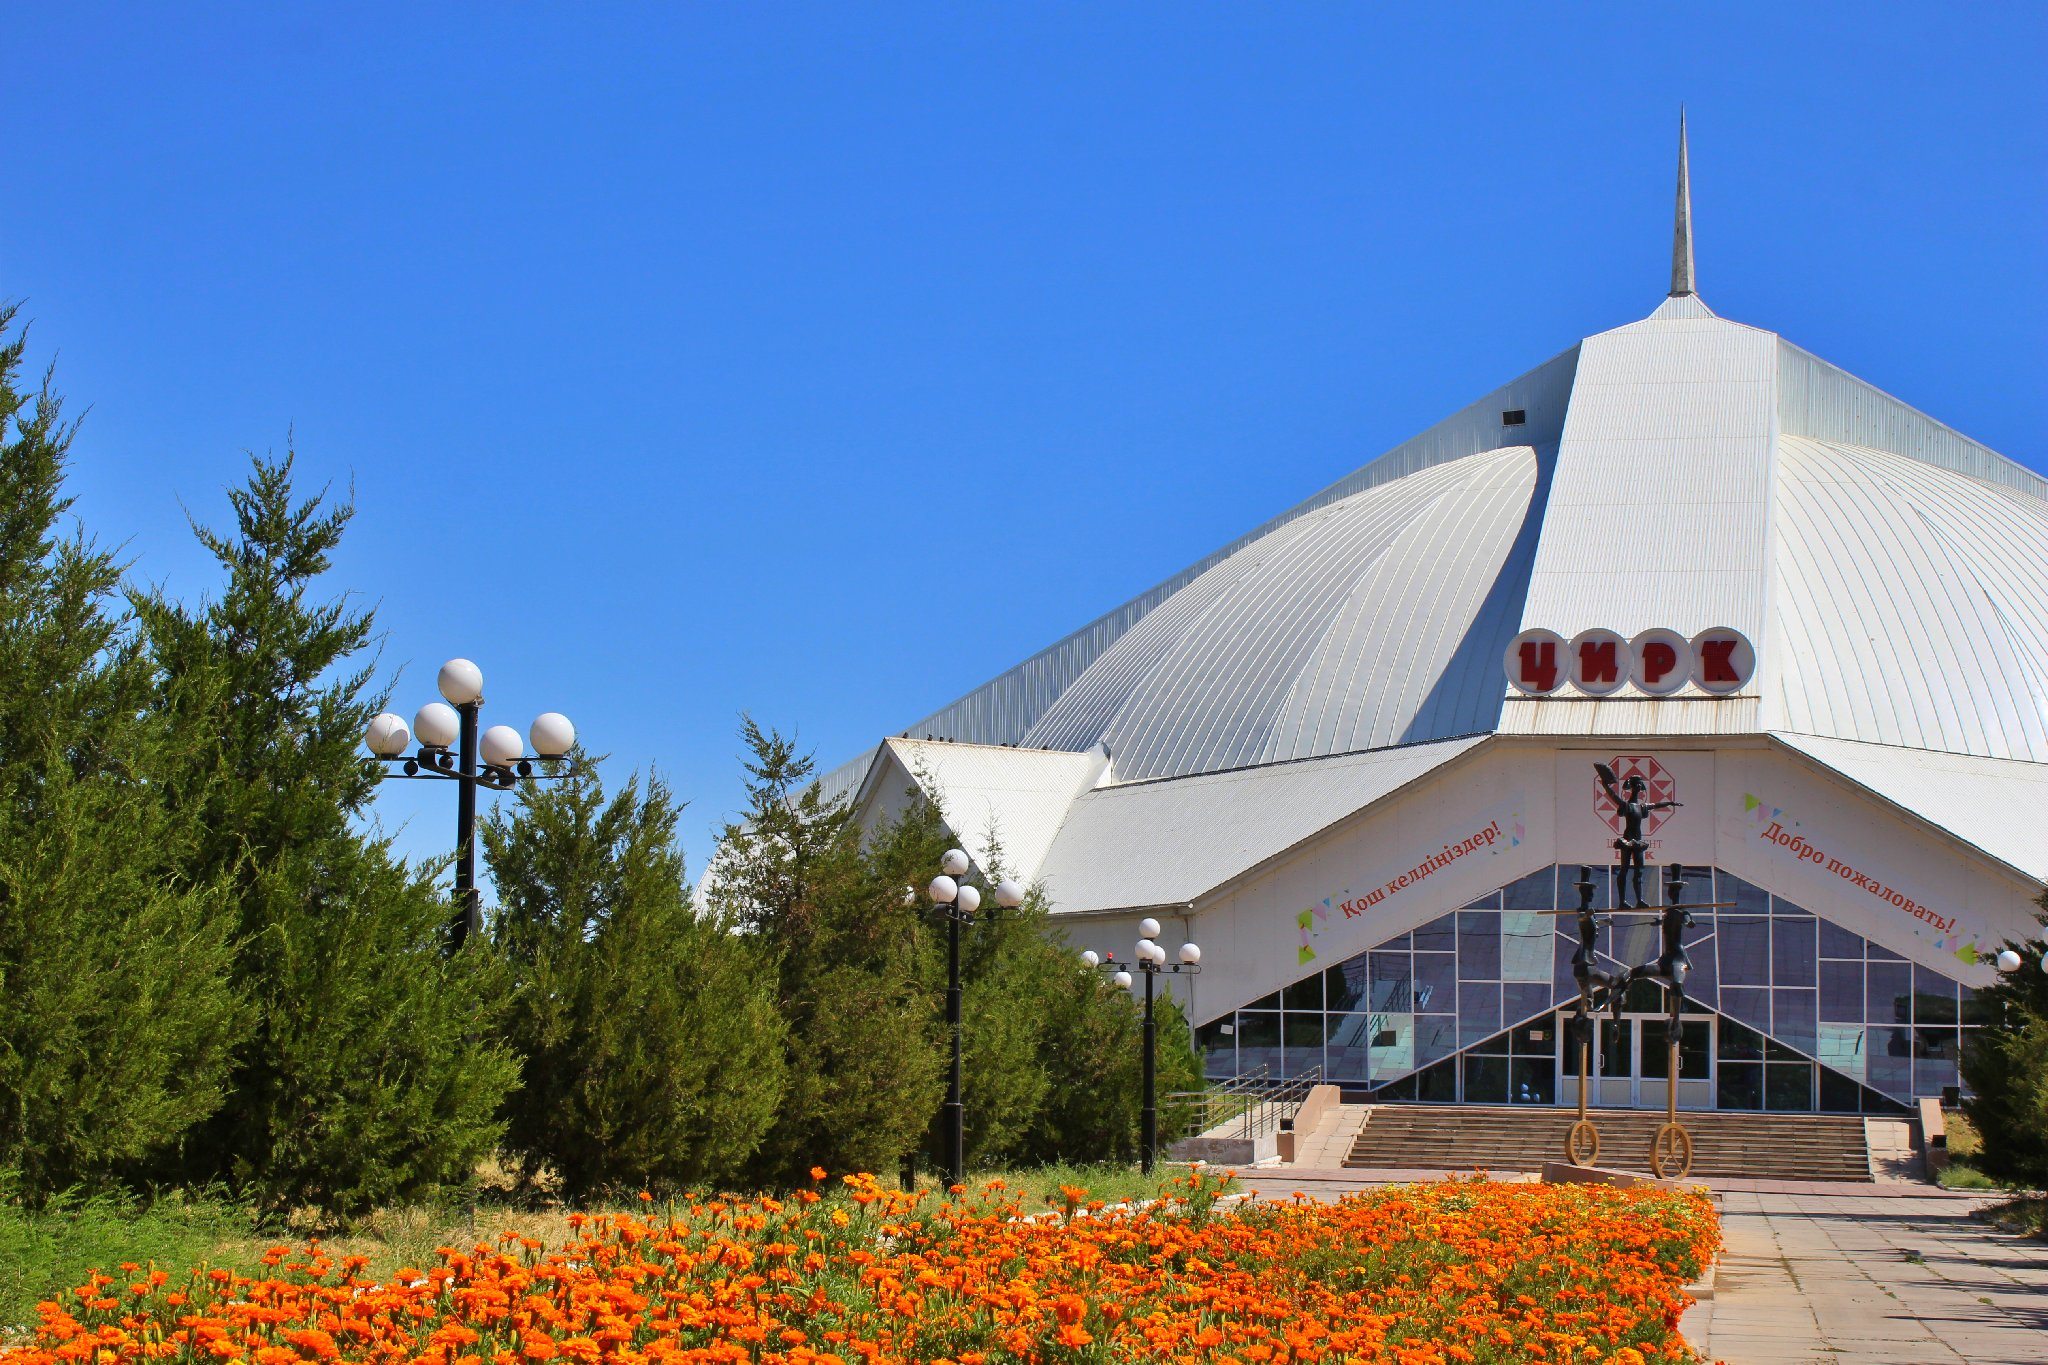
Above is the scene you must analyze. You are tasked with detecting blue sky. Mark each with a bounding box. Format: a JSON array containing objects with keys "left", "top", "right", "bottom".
[{"left": 4, "top": 4, "right": 2043, "bottom": 882}]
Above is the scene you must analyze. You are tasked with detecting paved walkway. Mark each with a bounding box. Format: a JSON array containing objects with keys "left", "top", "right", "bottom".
[
  {"left": 1231, "top": 1173, "right": 2048, "bottom": 1363},
  {"left": 1693, "top": 1189, "right": 2048, "bottom": 1364}
]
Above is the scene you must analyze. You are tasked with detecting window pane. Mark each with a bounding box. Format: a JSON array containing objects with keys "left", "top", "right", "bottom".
[
  {"left": 1236, "top": 1012, "right": 1280, "bottom": 1047},
  {"left": 1463, "top": 1054, "right": 1508, "bottom": 1103},
  {"left": 1283, "top": 1011, "right": 1325, "bottom": 1078},
  {"left": 1463, "top": 889, "right": 1503, "bottom": 911},
  {"left": 1502, "top": 914, "right": 1552, "bottom": 982},
  {"left": 1512, "top": 1017, "right": 1558, "bottom": 1057},
  {"left": 1817, "top": 1023, "right": 1865, "bottom": 1079},
  {"left": 1509, "top": 1057, "right": 1555, "bottom": 1105},
  {"left": 1719, "top": 917, "right": 1770, "bottom": 985},
  {"left": 1818, "top": 919, "right": 1864, "bottom": 959},
  {"left": 1457, "top": 911, "right": 1501, "bottom": 979},
  {"left": 1415, "top": 1058, "right": 1458, "bottom": 1103},
  {"left": 1913, "top": 966, "right": 1959, "bottom": 1024},
  {"left": 1819, "top": 1068, "right": 1863, "bottom": 1113},
  {"left": 1415, "top": 1014, "right": 1459, "bottom": 1066},
  {"left": 1772, "top": 917, "right": 1818, "bottom": 986},
  {"left": 1644, "top": 1019, "right": 1711, "bottom": 1079},
  {"left": 1501, "top": 867, "right": 1556, "bottom": 911},
  {"left": 1819, "top": 960, "right": 1864, "bottom": 1023},
  {"left": 1765, "top": 1063, "right": 1814, "bottom": 1111},
  {"left": 1681, "top": 933, "right": 1718, "bottom": 1007},
  {"left": 1867, "top": 1027, "right": 1912, "bottom": 1096},
  {"left": 1327, "top": 962, "right": 1366, "bottom": 1013},
  {"left": 1459, "top": 982, "right": 1501, "bottom": 1048},
  {"left": 1414, "top": 953, "right": 1457, "bottom": 1013},
  {"left": 1369, "top": 1013, "right": 1413, "bottom": 1081},
  {"left": 1282, "top": 973, "right": 1323, "bottom": 1012},
  {"left": 1717, "top": 871, "right": 1771, "bottom": 914},
  {"left": 1717, "top": 1061, "right": 1763, "bottom": 1109},
  {"left": 1369, "top": 951, "right": 1412, "bottom": 1012},
  {"left": 1721, "top": 986, "right": 1770, "bottom": 1034},
  {"left": 1867, "top": 962, "right": 1912, "bottom": 1024},
  {"left": 1325, "top": 1014, "right": 1374, "bottom": 1081},
  {"left": 1413, "top": 913, "right": 1457, "bottom": 951},
  {"left": 1866, "top": 941, "right": 1905, "bottom": 961},
  {"left": 1503, "top": 982, "right": 1553, "bottom": 1026},
  {"left": 1196, "top": 1018, "right": 1235, "bottom": 1079},
  {"left": 1718, "top": 1017, "right": 1763, "bottom": 1061},
  {"left": 1774, "top": 988, "right": 1818, "bottom": 1056},
  {"left": 1914, "top": 1030, "right": 1959, "bottom": 1098}
]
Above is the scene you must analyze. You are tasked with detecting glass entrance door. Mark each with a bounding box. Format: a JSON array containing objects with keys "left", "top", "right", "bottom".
[{"left": 1558, "top": 1013, "right": 1714, "bottom": 1109}]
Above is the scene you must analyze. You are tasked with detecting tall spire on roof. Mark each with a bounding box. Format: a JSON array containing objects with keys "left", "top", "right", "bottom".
[{"left": 1670, "top": 107, "right": 1696, "bottom": 297}]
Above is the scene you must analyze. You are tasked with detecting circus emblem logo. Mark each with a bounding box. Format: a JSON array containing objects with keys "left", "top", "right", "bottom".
[{"left": 1594, "top": 754, "right": 1678, "bottom": 840}]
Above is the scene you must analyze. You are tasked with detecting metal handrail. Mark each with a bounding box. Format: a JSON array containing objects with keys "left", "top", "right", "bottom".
[{"left": 1165, "top": 1064, "right": 1324, "bottom": 1142}]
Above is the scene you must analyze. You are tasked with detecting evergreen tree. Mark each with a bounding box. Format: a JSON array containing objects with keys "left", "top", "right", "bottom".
[
  {"left": 0, "top": 304, "right": 244, "bottom": 1200},
  {"left": 483, "top": 758, "right": 786, "bottom": 1199},
  {"left": 706, "top": 721, "right": 943, "bottom": 1186},
  {"left": 134, "top": 453, "right": 516, "bottom": 1214},
  {"left": 1960, "top": 898, "right": 2048, "bottom": 1187}
]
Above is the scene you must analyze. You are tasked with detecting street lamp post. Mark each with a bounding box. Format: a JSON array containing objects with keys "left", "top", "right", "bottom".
[
  {"left": 927, "top": 851, "right": 1026, "bottom": 1189},
  {"left": 1081, "top": 919, "right": 1201, "bottom": 1175},
  {"left": 363, "top": 657, "right": 578, "bottom": 951}
]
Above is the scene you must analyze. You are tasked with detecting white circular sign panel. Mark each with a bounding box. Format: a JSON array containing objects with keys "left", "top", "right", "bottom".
[
  {"left": 1567, "top": 628, "right": 1631, "bottom": 697},
  {"left": 1630, "top": 628, "right": 1692, "bottom": 696},
  {"left": 1503, "top": 628, "right": 1568, "bottom": 695},
  {"left": 1689, "top": 626, "right": 1757, "bottom": 695}
]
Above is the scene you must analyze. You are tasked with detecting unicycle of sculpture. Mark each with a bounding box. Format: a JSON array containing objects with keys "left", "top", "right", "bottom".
[
  {"left": 1611, "top": 859, "right": 1725, "bottom": 1180},
  {"left": 1544, "top": 865, "right": 1625, "bottom": 1168}
]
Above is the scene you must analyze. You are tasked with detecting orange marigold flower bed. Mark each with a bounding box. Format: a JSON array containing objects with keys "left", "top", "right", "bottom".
[{"left": 3, "top": 1173, "right": 1718, "bottom": 1364}]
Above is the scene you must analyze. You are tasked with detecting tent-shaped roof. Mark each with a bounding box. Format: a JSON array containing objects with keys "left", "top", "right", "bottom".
[{"left": 830, "top": 125, "right": 2046, "bottom": 910}]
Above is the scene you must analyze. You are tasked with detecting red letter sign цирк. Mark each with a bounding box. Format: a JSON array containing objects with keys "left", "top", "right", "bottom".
[{"left": 1504, "top": 627, "right": 1755, "bottom": 697}]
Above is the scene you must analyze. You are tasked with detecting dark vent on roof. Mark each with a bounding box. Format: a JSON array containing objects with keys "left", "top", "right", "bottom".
[{"left": 1501, "top": 409, "right": 1527, "bottom": 427}]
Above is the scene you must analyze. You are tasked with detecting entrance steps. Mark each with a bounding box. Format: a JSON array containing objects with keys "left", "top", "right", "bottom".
[{"left": 1345, "top": 1105, "right": 1872, "bottom": 1181}]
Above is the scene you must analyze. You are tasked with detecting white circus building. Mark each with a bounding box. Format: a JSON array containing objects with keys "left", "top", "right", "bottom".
[{"left": 828, "top": 128, "right": 2048, "bottom": 1116}]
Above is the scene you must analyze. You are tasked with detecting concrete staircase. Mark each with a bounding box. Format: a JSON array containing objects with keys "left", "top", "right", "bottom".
[{"left": 1346, "top": 1105, "right": 1872, "bottom": 1181}]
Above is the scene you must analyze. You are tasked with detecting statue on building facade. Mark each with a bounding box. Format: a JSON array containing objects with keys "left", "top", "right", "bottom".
[{"left": 1595, "top": 760, "right": 1682, "bottom": 908}]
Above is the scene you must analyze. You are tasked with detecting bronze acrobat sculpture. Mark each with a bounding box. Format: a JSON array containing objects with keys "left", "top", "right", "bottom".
[{"left": 1595, "top": 761, "right": 1682, "bottom": 908}]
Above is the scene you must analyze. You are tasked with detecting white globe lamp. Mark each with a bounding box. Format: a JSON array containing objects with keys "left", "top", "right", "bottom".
[
  {"left": 928, "top": 875, "right": 958, "bottom": 904},
  {"left": 1179, "top": 942, "right": 1202, "bottom": 965},
  {"left": 365, "top": 712, "right": 411, "bottom": 757},
  {"left": 1996, "top": 949, "right": 2023, "bottom": 973},
  {"left": 1112, "top": 970, "right": 1133, "bottom": 990},
  {"left": 993, "top": 879, "right": 1025, "bottom": 908},
  {"left": 414, "top": 701, "right": 460, "bottom": 749},
  {"left": 954, "top": 883, "right": 982, "bottom": 916},
  {"left": 940, "top": 848, "right": 971, "bottom": 877},
  {"left": 530, "top": 712, "right": 575, "bottom": 758},
  {"left": 1080, "top": 950, "right": 1100, "bottom": 968},
  {"left": 437, "top": 657, "right": 484, "bottom": 706},
  {"left": 480, "top": 724, "right": 524, "bottom": 768},
  {"left": 1138, "top": 917, "right": 1162, "bottom": 940}
]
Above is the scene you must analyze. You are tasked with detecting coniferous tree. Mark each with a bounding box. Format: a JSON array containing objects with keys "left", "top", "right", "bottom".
[
  {"left": 1960, "top": 897, "right": 2048, "bottom": 1187},
  {"left": 707, "top": 721, "right": 943, "bottom": 1186},
  {"left": 134, "top": 453, "right": 516, "bottom": 1214},
  {"left": 0, "top": 305, "right": 244, "bottom": 1200},
  {"left": 484, "top": 758, "right": 786, "bottom": 1199}
]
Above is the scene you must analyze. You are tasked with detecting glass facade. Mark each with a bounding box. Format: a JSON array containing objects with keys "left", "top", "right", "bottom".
[{"left": 1193, "top": 864, "right": 1976, "bottom": 1113}]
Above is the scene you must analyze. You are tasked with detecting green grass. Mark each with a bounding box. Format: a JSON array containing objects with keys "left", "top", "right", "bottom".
[
  {"left": 0, "top": 1189, "right": 260, "bottom": 1336},
  {"left": 1937, "top": 1162, "right": 1999, "bottom": 1190},
  {"left": 1979, "top": 1196, "right": 2048, "bottom": 1241},
  {"left": 912, "top": 1161, "right": 1235, "bottom": 1210},
  {"left": 1944, "top": 1109, "right": 1983, "bottom": 1161}
]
